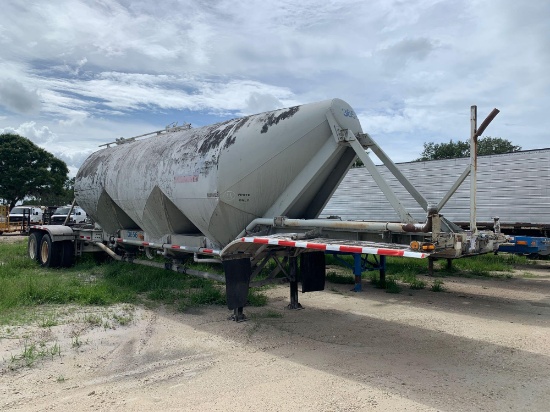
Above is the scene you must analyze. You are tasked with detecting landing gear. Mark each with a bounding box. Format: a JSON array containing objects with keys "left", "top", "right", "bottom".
[
  {"left": 229, "top": 307, "right": 247, "bottom": 322},
  {"left": 287, "top": 256, "right": 303, "bottom": 310},
  {"left": 222, "top": 250, "right": 327, "bottom": 319},
  {"left": 223, "top": 257, "right": 252, "bottom": 322}
]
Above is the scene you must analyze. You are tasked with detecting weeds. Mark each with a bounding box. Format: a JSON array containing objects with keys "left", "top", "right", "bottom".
[
  {"left": 83, "top": 314, "right": 102, "bottom": 327},
  {"left": 0, "top": 241, "right": 269, "bottom": 325},
  {"left": 409, "top": 278, "right": 426, "bottom": 290},
  {"left": 9, "top": 340, "right": 61, "bottom": 370},
  {"left": 369, "top": 273, "right": 383, "bottom": 288},
  {"left": 326, "top": 271, "right": 355, "bottom": 284},
  {"left": 385, "top": 277, "right": 401, "bottom": 294},
  {"left": 71, "top": 333, "right": 82, "bottom": 348},
  {"left": 38, "top": 314, "right": 58, "bottom": 328},
  {"left": 112, "top": 313, "right": 132, "bottom": 326},
  {"left": 431, "top": 279, "right": 445, "bottom": 292},
  {"left": 326, "top": 251, "right": 529, "bottom": 280}
]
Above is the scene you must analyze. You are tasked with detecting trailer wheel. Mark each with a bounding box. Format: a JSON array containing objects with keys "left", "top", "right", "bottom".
[
  {"left": 28, "top": 232, "right": 44, "bottom": 261},
  {"left": 60, "top": 240, "right": 75, "bottom": 267},
  {"left": 39, "top": 234, "right": 61, "bottom": 268}
]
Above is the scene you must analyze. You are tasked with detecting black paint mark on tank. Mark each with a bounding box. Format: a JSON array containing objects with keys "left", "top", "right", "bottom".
[
  {"left": 260, "top": 105, "right": 300, "bottom": 134},
  {"left": 198, "top": 119, "right": 239, "bottom": 156},
  {"left": 223, "top": 117, "right": 249, "bottom": 150}
]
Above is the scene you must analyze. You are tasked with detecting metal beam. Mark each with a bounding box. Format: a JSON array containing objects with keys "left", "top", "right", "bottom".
[
  {"left": 347, "top": 135, "right": 415, "bottom": 223},
  {"left": 470, "top": 105, "right": 477, "bottom": 234},
  {"left": 324, "top": 112, "right": 415, "bottom": 223},
  {"left": 359, "top": 134, "right": 429, "bottom": 211},
  {"left": 436, "top": 166, "right": 470, "bottom": 212}
]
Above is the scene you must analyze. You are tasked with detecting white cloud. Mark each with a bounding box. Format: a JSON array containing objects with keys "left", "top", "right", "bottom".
[
  {"left": 0, "top": 121, "right": 57, "bottom": 144},
  {"left": 0, "top": 0, "right": 548, "bottom": 170},
  {"left": 245, "top": 92, "right": 283, "bottom": 114},
  {"left": 0, "top": 79, "right": 41, "bottom": 114}
]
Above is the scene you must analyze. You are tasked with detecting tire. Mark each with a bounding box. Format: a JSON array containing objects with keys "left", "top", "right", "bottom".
[
  {"left": 60, "top": 240, "right": 75, "bottom": 268},
  {"left": 28, "top": 232, "right": 44, "bottom": 261},
  {"left": 39, "top": 234, "right": 61, "bottom": 268}
]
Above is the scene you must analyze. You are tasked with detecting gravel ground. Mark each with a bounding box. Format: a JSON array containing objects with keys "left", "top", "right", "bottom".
[{"left": 1, "top": 238, "right": 549, "bottom": 411}]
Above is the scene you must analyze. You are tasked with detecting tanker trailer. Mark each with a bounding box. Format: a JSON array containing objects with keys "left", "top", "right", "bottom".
[
  {"left": 74, "top": 98, "right": 361, "bottom": 247},
  {"left": 28, "top": 98, "right": 505, "bottom": 321}
]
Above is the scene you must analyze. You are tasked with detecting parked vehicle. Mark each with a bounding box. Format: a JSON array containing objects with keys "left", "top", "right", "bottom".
[
  {"left": 27, "top": 99, "right": 506, "bottom": 320},
  {"left": 9, "top": 205, "right": 43, "bottom": 224},
  {"left": 50, "top": 205, "right": 87, "bottom": 225}
]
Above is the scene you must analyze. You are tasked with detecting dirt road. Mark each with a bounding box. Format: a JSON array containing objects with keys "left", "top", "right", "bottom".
[{"left": 1, "top": 260, "right": 550, "bottom": 411}]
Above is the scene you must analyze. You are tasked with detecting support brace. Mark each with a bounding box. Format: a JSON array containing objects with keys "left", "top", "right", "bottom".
[{"left": 287, "top": 255, "right": 303, "bottom": 310}]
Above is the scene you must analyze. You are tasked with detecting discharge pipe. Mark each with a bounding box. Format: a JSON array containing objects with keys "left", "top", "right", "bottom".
[
  {"left": 240, "top": 215, "right": 433, "bottom": 236},
  {"left": 95, "top": 242, "right": 225, "bottom": 282}
]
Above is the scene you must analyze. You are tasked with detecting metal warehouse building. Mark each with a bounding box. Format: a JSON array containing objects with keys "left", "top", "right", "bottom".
[{"left": 322, "top": 148, "right": 550, "bottom": 235}]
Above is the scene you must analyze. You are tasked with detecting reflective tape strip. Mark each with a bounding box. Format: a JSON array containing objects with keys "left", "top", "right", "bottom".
[
  {"left": 305, "top": 242, "right": 327, "bottom": 251},
  {"left": 240, "top": 237, "right": 427, "bottom": 258}
]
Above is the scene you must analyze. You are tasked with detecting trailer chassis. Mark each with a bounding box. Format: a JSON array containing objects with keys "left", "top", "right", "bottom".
[{"left": 27, "top": 104, "right": 506, "bottom": 320}]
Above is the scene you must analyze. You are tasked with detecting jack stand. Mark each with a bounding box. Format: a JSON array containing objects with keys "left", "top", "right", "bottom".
[
  {"left": 352, "top": 254, "right": 362, "bottom": 292},
  {"left": 379, "top": 255, "right": 386, "bottom": 286},
  {"left": 286, "top": 256, "right": 303, "bottom": 310},
  {"left": 229, "top": 307, "right": 247, "bottom": 322}
]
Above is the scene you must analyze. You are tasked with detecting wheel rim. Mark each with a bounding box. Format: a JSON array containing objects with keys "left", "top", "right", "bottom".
[
  {"left": 29, "top": 236, "right": 36, "bottom": 259},
  {"left": 40, "top": 240, "right": 49, "bottom": 263}
]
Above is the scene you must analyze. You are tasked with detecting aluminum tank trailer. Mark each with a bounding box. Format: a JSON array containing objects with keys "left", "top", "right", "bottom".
[
  {"left": 74, "top": 99, "right": 361, "bottom": 247},
  {"left": 27, "top": 99, "right": 506, "bottom": 321}
]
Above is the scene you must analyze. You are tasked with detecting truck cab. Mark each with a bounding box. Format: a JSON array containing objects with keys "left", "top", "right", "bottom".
[
  {"left": 9, "top": 206, "right": 43, "bottom": 224},
  {"left": 50, "top": 205, "right": 87, "bottom": 225}
]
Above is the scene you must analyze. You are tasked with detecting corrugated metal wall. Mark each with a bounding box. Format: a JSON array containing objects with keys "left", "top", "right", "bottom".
[{"left": 321, "top": 149, "right": 550, "bottom": 226}]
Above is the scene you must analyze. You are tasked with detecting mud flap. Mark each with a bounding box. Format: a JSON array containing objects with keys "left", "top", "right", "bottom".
[
  {"left": 223, "top": 257, "right": 252, "bottom": 311},
  {"left": 300, "top": 252, "right": 326, "bottom": 292}
]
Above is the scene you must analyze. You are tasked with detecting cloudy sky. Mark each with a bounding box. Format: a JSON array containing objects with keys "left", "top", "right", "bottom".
[{"left": 1, "top": 0, "right": 549, "bottom": 175}]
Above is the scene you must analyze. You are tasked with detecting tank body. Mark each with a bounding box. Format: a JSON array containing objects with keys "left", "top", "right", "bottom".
[{"left": 75, "top": 98, "right": 362, "bottom": 247}]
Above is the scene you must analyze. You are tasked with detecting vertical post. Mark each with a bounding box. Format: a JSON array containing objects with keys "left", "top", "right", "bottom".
[
  {"left": 63, "top": 198, "right": 77, "bottom": 226},
  {"left": 353, "top": 254, "right": 362, "bottom": 292},
  {"left": 470, "top": 106, "right": 478, "bottom": 234},
  {"left": 379, "top": 255, "right": 386, "bottom": 286},
  {"left": 287, "top": 255, "right": 303, "bottom": 310},
  {"left": 223, "top": 256, "right": 252, "bottom": 322}
]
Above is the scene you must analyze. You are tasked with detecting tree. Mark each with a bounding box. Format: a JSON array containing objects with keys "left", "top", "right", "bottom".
[
  {"left": 415, "top": 137, "right": 521, "bottom": 161},
  {"left": 0, "top": 133, "right": 69, "bottom": 209},
  {"left": 26, "top": 177, "right": 75, "bottom": 206}
]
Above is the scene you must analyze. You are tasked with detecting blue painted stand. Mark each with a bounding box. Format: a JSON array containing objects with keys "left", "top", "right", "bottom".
[{"left": 329, "top": 253, "right": 387, "bottom": 292}]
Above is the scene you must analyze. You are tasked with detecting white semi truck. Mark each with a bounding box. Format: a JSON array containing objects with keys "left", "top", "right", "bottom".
[{"left": 27, "top": 98, "right": 505, "bottom": 320}]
